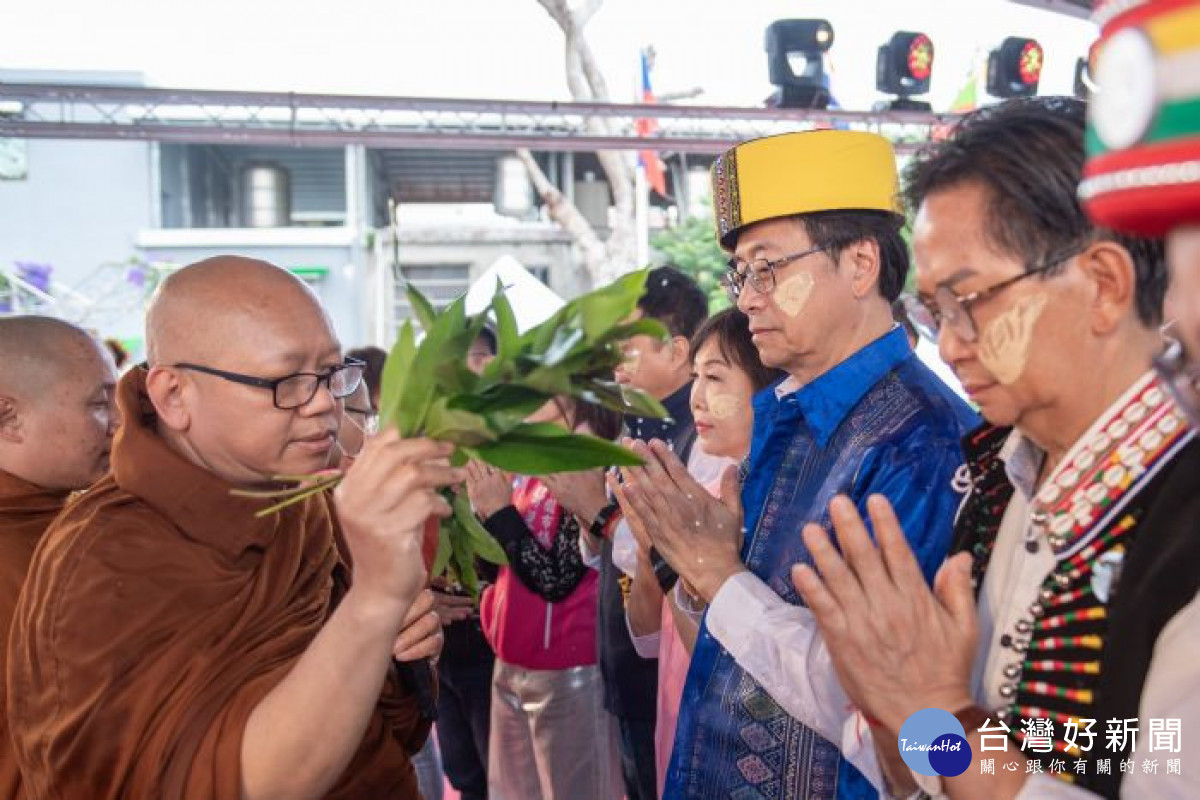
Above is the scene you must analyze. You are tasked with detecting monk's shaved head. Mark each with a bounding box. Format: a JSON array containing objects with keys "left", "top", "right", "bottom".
[
  {"left": 143, "top": 256, "right": 346, "bottom": 486},
  {"left": 146, "top": 256, "right": 332, "bottom": 367},
  {"left": 0, "top": 316, "right": 118, "bottom": 490},
  {"left": 0, "top": 316, "right": 109, "bottom": 400}
]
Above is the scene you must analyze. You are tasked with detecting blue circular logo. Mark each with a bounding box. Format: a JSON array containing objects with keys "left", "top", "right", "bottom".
[
  {"left": 897, "top": 709, "right": 973, "bottom": 776},
  {"left": 928, "top": 733, "right": 972, "bottom": 777}
]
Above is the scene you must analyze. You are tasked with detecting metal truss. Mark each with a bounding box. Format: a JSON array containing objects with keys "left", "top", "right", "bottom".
[{"left": 0, "top": 83, "right": 957, "bottom": 154}]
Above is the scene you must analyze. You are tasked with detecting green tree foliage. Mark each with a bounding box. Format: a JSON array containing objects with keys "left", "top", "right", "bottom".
[{"left": 651, "top": 214, "right": 731, "bottom": 312}]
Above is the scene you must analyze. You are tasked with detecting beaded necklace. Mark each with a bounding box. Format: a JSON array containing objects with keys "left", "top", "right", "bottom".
[{"left": 988, "top": 375, "right": 1194, "bottom": 769}]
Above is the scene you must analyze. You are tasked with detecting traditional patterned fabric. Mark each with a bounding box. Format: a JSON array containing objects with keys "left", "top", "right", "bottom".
[
  {"left": 666, "top": 328, "right": 978, "bottom": 800},
  {"left": 708, "top": 130, "right": 902, "bottom": 249},
  {"left": 1081, "top": 0, "right": 1200, "bottom": 235},
  {"left": 953, "top": 373, "right": 1195, "bottom": 785}
]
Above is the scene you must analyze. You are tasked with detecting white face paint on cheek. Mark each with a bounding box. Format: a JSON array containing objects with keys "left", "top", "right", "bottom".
[
  {"left": 706, "top": 388, "right": 743, "bottom": 420},
  {"left": 978, "top": 292, "right": 1049, "bottom": 385},
  {"left": 623, "top": 348, "right": 641, "bottom": 376},
  {"left": 773, "top": 271, "right": 815, "bottom": 317}
]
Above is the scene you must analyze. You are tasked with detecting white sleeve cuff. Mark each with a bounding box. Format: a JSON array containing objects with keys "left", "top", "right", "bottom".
[
  {"left": 672, "top": 581, "right": 707, "bottom": 622},
  {"left": 579, "top": 530, "right": 602, "bottom": 570},
  {"left": 706, "top": 571, "right": 887, "bottom": 793},
  {"left": 610, "top": 519, "right": 639, "bottom": 578},
  {"left": 625, "top": 611, "right": 661, "bottom": 659}
]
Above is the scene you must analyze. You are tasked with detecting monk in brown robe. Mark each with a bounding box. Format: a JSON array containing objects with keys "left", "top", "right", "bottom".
[
  {"left": 8, "top": 257, "right": 453, "bottom": 800},
  {"left": 0, "top": 316, "right": 118, "bottom": 799}
]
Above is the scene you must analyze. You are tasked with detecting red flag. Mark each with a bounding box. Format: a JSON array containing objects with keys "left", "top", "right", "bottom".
[{"left": 637, "top": 49, "right": 668, "bottom": 197}]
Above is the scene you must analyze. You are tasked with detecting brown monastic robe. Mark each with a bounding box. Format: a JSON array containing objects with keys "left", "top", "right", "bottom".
[
  {"left": 0, "top": 470, "right": 70, "bottom": 800},
  {"left": 7, "top": 368, "right": 429, "bottom": 800}
]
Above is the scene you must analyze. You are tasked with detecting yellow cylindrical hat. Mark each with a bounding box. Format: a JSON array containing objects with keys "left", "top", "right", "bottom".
[{"left": 710, "top": 130, "right": 902, "bottom": 249}]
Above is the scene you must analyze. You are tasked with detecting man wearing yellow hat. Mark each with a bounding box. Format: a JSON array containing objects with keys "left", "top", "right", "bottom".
[{"left": 613, "top": 129, "right": 978, "bottom": 800}]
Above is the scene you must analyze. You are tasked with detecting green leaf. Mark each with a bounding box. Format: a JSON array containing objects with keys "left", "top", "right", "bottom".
[
  {"left": 473, "top": 423, "right": 644, "bottom": 474},
  {"left": 532, "top": 326, "right": 586, "bottom": 368},
  {"left": 453, "top": 490, "right": 507, "bottom": 565},
  {"left": 431, "top": 519, "right": 453, "bottom": 577},
  {"left": 448, "top": 523, "right": 480, "bottom": 597},
  {"left": 379, "top": 320, "right": 416, "bottom": 431},
  {"left": 450, "top": 384, "right": 549, "bottom": 417},
  {"left": 601, "top": 317, "right": 669, "bottom": 346},
  {"left": 522, "top": 304, "right": 572, "bottom": 355},
  {"left": 574, "top": 378, "right": 669, "bottom": 419},
  {"left": 424, "top": 398, "right": 497, "bottom": 447},
  {"left": 406, "top": 284, "right": 437, "bottom": 332},
  {"left": 434, "top": 359, "right": 481, "bottom": 395},
  {"left": 575, "top": 270, "right": 649, "bottom": 341},
  {"left": 398, "top": 294, "right": 467, "bottom": 436},
  {"left": 521, "top": 366, "right": 574, "bottom": 397},
  {"left": 489, "top": 278, "right": 518, "bottom": 362}
]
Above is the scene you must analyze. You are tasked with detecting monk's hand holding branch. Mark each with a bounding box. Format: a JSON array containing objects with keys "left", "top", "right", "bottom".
[
  {"left": 334, "top": 429, "right": 461, "bottom": 615},
  {"left": 617, "top": 439, "right": 746, "bottom": 604},
  {"left": 243, "top": 430, "right": 462, "bottom": 800},
  {"left": 791, "top": 494, "right": 977, "bottom": 733}
]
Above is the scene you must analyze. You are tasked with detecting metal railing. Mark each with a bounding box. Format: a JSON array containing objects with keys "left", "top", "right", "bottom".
[{"left": 0, "top": 83, "right": 958, "bottom": 154}]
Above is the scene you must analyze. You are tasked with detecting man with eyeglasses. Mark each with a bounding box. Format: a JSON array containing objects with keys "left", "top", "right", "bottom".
[
  {"left": 621, "top": 129, "right": 977, "bottom": 800},
  {"left": 8, "top": 256, "right": 459, "bottom": 800},
  {"left": 785, "top": 95, "right": 1188, "bottom": 799},
  {"left": 0, "top": 316, "right": 118, "bottom": 800}
]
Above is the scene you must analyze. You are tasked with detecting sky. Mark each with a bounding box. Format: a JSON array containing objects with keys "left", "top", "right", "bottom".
[{"left": 5, "top": 0, "right": 1099, "bottom": 112}]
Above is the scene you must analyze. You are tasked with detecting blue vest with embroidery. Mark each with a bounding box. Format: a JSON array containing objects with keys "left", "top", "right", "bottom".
[{"left": 665, "top": 328, "right": 979, "bottom": 800}]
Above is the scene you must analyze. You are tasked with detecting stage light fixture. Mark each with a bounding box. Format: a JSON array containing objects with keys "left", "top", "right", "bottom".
[
  {"left": 987, "top": 36, "right": 1044, "bottom": 98},
  {"left": 876, "top": 31, "right": 935, "bottom": 111},
  {"left": 765, "top": 19, "right": 835, "bottom": 109}
]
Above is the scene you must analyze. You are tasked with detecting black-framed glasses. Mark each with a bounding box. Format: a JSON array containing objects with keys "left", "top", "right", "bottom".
[
  {"left": 1154, "top": 337, "right": 1200, "bottom": 429},
  {"left": 723, "top": 244, "right": 827, "bottom": 300},
  {"left": 903, "top": 248, "right": 1083, "bottom": 344},
  {"left": 171, "top": 358, "right": 365, "bottom": 410}
]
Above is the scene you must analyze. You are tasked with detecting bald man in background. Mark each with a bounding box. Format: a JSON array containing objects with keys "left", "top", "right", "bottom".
[
  {"left": 8, "top": 257, "right": 453, "bottom": 800},
  {"left": 0, "top": 316, "right": 117, "bottom": 800}
]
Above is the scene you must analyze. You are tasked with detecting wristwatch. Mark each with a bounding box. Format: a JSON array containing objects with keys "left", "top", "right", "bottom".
[
  {"left": 589, "top": 501, "right": 622, "bottom": 539},
  {"left": 650, "top": 547, "right": 679, "bottom": 593}
]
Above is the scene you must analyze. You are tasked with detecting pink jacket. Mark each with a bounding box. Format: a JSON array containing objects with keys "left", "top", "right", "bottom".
[{"left": 479, "top": 478, "right": 599, "bottom": 671}]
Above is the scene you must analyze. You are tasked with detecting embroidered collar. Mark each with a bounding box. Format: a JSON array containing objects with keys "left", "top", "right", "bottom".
[
  {"left": 777, "top": 327, "right": 913, "bottom": 448},
  {"left": 1029, "top": 371, "right": 1192, "bottom": 559}
]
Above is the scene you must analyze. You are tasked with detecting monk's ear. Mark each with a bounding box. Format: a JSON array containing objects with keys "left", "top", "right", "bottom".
[
  {"left": 145, "top": 367, "right": 191, "bottom": 432},
  {"left": 0, "top": 395, "right": 22, "bottom": 444}
]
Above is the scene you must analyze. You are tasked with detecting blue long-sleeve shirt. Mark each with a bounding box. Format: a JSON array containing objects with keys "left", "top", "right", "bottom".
[{"left": 666, "top": 327, "right": 979, "bottom": 800}]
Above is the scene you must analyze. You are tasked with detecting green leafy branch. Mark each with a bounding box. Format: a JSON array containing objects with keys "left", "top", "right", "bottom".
[{"left": 236, "top": 269, "right": 667, "bottom": 596}]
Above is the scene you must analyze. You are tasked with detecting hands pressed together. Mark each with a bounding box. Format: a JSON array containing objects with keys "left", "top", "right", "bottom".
[
  {"left": 791, "top": 494, "right": 978, "bottom": 732},
  {"left": 609, "top": 438, "right": 745, "bottom": 604},
  {"left": 605, "top": 437, "right": 979, "bottom": 734}
]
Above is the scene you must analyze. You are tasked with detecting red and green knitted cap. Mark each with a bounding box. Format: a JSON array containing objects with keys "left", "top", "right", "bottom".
[{"left": 1081, "top": 0, "right": 1200, "bottom": 236}]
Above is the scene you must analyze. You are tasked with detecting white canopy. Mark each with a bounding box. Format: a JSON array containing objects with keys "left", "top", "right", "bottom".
[{"left": 465, "top": 255, "right": 565, "bottom": 333}]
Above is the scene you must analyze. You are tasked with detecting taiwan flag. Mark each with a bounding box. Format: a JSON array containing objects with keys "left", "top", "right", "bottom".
[{"left": 637, "top": 48, "right": 668, "bottom": 197}]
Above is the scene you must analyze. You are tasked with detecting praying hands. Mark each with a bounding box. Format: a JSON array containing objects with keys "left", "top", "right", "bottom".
[
  {"left": 791, "top": 494, "right": 978, "bottom": 733},
  {"left": 610, "top": 438, "right": 745, "bottom": 604}
]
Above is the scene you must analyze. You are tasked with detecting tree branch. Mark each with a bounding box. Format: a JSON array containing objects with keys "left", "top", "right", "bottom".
[{"left": 515, "top": 148, "right": 608, "bottom": 278}]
